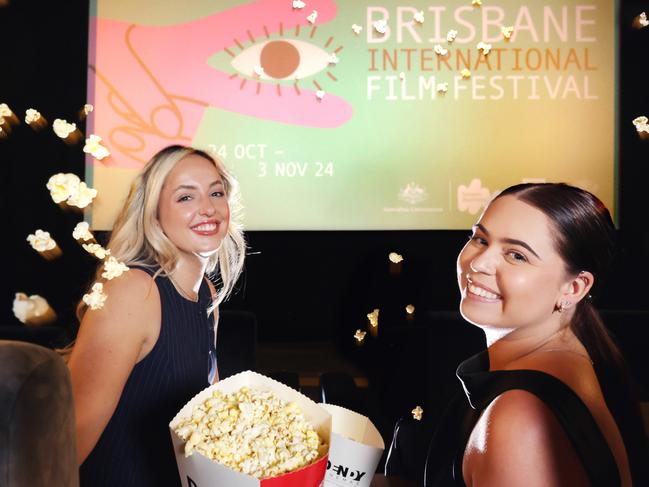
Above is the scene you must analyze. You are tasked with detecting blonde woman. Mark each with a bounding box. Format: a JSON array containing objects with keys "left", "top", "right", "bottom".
[{"left": 68, "top": 145, "right": 245, "bottom": 486}]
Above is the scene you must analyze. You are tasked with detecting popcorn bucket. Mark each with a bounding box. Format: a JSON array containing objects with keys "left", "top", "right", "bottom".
[
  {"left": 319, "top": 404, "right": 385, "bottom": 487},
  {"left": 169, "top": 371, "right": 331, "bottom": 487}
]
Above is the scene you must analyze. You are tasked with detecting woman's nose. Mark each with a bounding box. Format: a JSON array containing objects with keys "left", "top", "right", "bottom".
[
  {"left": 470, "top": 250, "right": 496, "bottom": 274},
  {"left": 199, "top": 199, "right": 216, "bottom": 217}
]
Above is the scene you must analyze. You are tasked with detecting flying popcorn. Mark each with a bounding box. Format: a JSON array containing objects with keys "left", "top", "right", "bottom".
[
  {"left": 73, "top": 221, "right": 95, "bottom": 242},
  {"left": 434, "top": 44, "right": 448, "bottom": 56},
  {"left": 373, "top": 19, "right": 388, "bottom": 35},
  {"left": 102, "top": 257, "right": 130, "bottom": 280},
  {"left": 633, "top": 116, "right": 649, "bottom": 136},
  {"left": 173, "top": 387, "right": 325, "bottom": 479},
  {"left": 0, "top": 103, "right": 18, "bottom": 126},
  {"left": 634, "top": 12, "right": 648, "bottom": 29},
  {"left": 477, "top": 41, "right": 492, "bottom": 55},
  {"left": 633, "top": 116, "right": 648, "bottom": 126},
  {"left": 53, "top": 118, "right": 77, "bottom": 139},
  {"left": 315, "top": 90, "right": 325, "bottom": 100},
  {"left": 351, "top": 24, "right": 363, "bottom": 35},
  {"left": 25, "top": 108, "right": 42, "bottom": 124},
  {"left": 46, "top": 173, "right": 97, "bottom": 210},
  {"left": 414, "top": 11, "right": 424, "bottom": 24},
  {"left": 501, "top": 25, "right": 514, "bottom": 40},
  {"left": 83, "top": 103, "right": 94, "bottom": 115},
  {"left": 437, "top": 82, "right": 449, "bottom": 94},
  {"left": 13, "top": 293, "right": 56, "bottom": 326},
  {"left": 367, "top": 308, "right": 379, "bottom": 327},
  {"left": 388, "top": 252, "right": 403, "bottom": 263},
  {"left": 47, "top": 172, "right": 81, "bottom": 204},
  {"left": 82, "top": 243, "right": 111, "bottom": 259},
  {"left": 292, "top": 0, "right": 306, "bottom": 9},
  {"left": 0, "top": 103, "right": 12, "bottom": 117},
  {"left": 447, "top": 29, "right": 458, "bottom": 43},
  {"left": 27, "top": 230, "right": 60, "bottom": 259},
  {"left": 83, "top": 283, "right": 108, "bottom": 310},
  {"left": 306, "top": 10, "right": 317, "bottom": 24},
  {"left": 354, "top": 329, "right": 367, "bottom": 343},
  {"left": 328, "top": 53, "right": 339, "bottom": 65},
  {"left": 67, "top": 182, "right": 98, "bottom": 209},
  {"left": 83, "top": 134, "right": 111, "bottom": 160},
  {"left": 0, "top": 103, "right": 17, "bottom": 124},
  {"left": 461, "top": 68, "right": 472, "bottom": 79},
  {"left": 405, "top": 304, "right": 415, "bottom": 315},
  {"left": 27, "top": 229, "right": 56, "bottom": 252},
  {"left": 412, "top": 406, "right": 424, "bottom": 421}
]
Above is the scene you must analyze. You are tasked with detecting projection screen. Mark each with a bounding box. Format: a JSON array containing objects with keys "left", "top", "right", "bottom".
[{"left": 86, "top": 0, "right": 616, "bottom": 230}]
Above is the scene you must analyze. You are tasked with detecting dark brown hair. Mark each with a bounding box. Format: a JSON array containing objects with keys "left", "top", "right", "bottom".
[
  {"left": 495, "top": 182, "right": 620, "bottom": 368},
  {"left": 495, "top": 183, "right": 648, "bottom": 484}
]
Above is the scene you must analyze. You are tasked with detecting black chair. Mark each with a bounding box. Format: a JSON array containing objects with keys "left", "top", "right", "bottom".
[
  {"left": 216, "top": 310, "right": 257, "bottom": 379},
  {"left": 320, "top": 371, "right": 364, "bottom": 413},
  {"left": 384, "top": 415, "right": 435, "bottom": 484},
  {"left": 268, "top": 371, "right": 301, "bottom": 391},
  {"left": 0, "top": 340, "right": 79, "bottom": 486}
]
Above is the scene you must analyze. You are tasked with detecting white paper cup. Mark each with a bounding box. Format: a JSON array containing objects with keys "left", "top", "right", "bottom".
[{"left": 319, "top": 403, "right": 385, "bottom": 487}]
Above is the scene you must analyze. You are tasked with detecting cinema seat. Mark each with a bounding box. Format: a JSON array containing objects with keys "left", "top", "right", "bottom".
[{"left": 0, "top": 340, "right": 78, "bottom": 486}]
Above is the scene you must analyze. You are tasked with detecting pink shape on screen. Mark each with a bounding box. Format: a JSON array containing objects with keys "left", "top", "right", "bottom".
[{"left": 89, "top": 0, "right": 352, "bottom": 168}]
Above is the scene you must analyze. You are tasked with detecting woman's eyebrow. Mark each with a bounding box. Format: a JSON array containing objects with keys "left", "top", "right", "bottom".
[
  {"left": 173, "top": 180, "right": 223, "bottom": 192},
  {"left": 474, "top": 223, "right": 541, "bottom": 259}
]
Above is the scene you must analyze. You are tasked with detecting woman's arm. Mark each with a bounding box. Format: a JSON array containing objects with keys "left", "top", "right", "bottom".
[
  {"left": 463, "top": 390, "right": 590, "bottom": 487},
  {"left": 68, "top": 269, "right": 160, "bottom": 465}
]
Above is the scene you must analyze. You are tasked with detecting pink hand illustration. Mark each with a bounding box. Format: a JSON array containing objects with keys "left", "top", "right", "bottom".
[{"left": 89, "top": 0, "right": 352, "bottom": 167}]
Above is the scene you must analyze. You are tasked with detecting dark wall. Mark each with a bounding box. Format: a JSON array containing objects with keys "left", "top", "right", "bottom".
[{"left": 3, "top": 1, "right": 649, "bottom": 349}]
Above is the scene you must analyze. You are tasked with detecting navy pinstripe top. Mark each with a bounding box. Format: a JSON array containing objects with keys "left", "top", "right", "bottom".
[{"left": 79, "top": 267, "right": 216, "bottom": 487}]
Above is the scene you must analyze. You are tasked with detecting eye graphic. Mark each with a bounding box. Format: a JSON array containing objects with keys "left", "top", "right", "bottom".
[
  {"left": 232, "top": 39, "right": 330, "bottom": 81},
  {"left": 219, "top": 22, "right": 343, "bottom": 95}
]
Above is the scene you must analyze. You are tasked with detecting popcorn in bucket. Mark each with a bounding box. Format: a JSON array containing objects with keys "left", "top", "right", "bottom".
[{"left": 170, "top": 371, "right": 331, "bottom": 487}]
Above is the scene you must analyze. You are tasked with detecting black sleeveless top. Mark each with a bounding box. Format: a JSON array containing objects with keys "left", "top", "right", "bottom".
[
  {"left": 424, "top": 351, "right": 621, "bottom": 487},
  {"left": 79, "top": 268, "right": 217, "bottom": 487}
]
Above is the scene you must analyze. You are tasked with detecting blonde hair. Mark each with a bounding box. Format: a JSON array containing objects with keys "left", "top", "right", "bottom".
[{"left": 79, "top": 145, "right": 245, "bottom": 317}]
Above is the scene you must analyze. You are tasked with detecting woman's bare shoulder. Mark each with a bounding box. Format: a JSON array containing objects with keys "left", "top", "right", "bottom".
[
  {"left": 76, "top": 268, "right": 161, "bottom": 343},
  {"left": 469, "top": 389, "right": 562, "bottom": 450},
  {"left": 101, "top": 267, "right": 158, "bottom": 300},
  {"left": 464, "top": 390, "right": 589, "bottom": 487}
]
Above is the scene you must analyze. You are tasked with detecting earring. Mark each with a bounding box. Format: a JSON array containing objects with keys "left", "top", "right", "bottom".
[{"left": 557, "top": 300, "right": 570, "bottom": 313}]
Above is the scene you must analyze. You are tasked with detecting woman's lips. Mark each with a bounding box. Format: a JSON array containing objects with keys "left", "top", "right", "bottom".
[{"left": 191, "top": 222, "right": 220, "bottom": 236}]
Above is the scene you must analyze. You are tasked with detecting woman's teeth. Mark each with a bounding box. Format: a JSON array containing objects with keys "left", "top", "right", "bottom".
[
  {"left": 468, "top": 283, "right": 500, "bottom": 300},
  {"left": 193, "top": 223, "right": 217, "bottom": 231}
]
